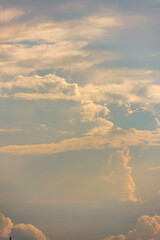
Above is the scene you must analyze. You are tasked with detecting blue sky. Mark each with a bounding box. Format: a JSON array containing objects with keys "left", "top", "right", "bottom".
[{"left": 0, "top": 1, "right": 160, "bottom": 240}]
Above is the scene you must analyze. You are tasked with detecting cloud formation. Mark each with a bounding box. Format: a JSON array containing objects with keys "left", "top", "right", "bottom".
[
  {"left": 105, "top": 149, "right": 138, "bottom": 202},
  {"left": 103, "top": 214, "right": 160, "bottom": 240},
  {"left": 0, "top": 12, "right": 120, "bottom": 43},
  {"left": 1, "top": 71, "right": 160, "bottom": 110},
  {"left": 0, "top": 214, "right": 13, "bottom": 239},
  {"left": 0, "top": 127, "right": 22, "bottom": 133},
  {"left": 103, "top": 235, "right": 126, "bottom": 240},
  {"left": 0, "top": 213, "right": 46, "bottom": 240},
  {"left": 147, "top": 165, "right": 160, "bottom": 171},
  {"left": 0, "top": 6, "right": 24, "bottom": 24},
  {"left": 11, "top": 224, "right": 46, "bottom": 240},
  {"left": 0, "top": 6, "right": 121, "bottom": 78},
  {"left": 0, "top": 127, "right": 160, "bottom": 155}
]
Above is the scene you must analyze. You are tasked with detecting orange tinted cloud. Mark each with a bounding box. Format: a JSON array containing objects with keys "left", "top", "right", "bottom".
[{"left": 0, "top": 213, "right": 46, "bottom": 240}]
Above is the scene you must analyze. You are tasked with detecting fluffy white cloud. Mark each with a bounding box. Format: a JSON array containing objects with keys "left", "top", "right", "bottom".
[
  {"left": 105, "top": 149, "right": 138, "bottom": 202},
  {"left": 0, "top": 213, "right": 46, "bottom": 240},
  {"left": 103, "top": 215, "right": 160, "bottom": 240}
]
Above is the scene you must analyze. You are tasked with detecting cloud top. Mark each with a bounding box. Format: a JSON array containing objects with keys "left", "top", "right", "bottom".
[{"left": 0, "top": 213, "right": 46, "bottom": 240}]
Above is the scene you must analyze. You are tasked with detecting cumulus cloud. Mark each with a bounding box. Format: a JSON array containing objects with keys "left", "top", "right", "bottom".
[
  {"left": 127, "top": 215, "right": 160, "bottom": 240},
  {"left": 81, "top": 102, "right": 110, "bottom": 122},
  {"left": 11, "top": 224, "right": 46, "bottom": 240},
  {"left": 103, "top": 214, "right": 160, "bottom": 240},
  {"left": 0, "top": 74, "right": 80, "bottom": 100},
  {"left": 0, "top": 74, "right": 112, "bottom": 125},
  {"left": 1, "top": 71, "right": 160, "bottom": 112},
  {"left": 0, "top": 213, "right": 46, "bottom": 240},
  {"left": 84, "top": 118, "right": 114, "bottom": 135},
  {"left": 105, "top": 149, "right": 138, "bottom": 202},
  {"left": 0, "top": 214, "right": 13, "bottom": 239}
]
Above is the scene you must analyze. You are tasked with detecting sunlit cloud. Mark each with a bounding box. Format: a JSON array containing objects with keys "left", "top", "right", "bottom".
[
  {"left": 0, "top": 1, "right": 159, "bottom": 239},
  {"left": 105, "top": 149, "right": 138, "bottom": 202},
  {"left": 0, "top": 214, "right": 13, "bottom": 239},
  {"left": 0, "top": 127, "right": 160, "bottom": 155},
  {"left": 0, "top": 6, "right": 24, "bottom": 24},
  {"left": 0, "top": 213, "right": 46, "bottom": 240},
  {"left": 103, "top": 214, "right": 160, "bottom": 240},
  {"left": 0, "top": 127, "right": 22, "bottom": 133},
  {"left": 147, "top": 165, "right": 160, "bottom": 171}
]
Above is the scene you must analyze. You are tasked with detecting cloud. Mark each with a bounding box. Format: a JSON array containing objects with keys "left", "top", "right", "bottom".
[
  {"left": 0, "top": 214, "right": 13, "bottom": 239},
  {"left": 147, "top": 166, "right": 160, "bottom": 171},
  {"left": 84, "top": 118, "right": 114, "bottom": 135},
  {"left": 155, "top": 118, "right": 160, "bottom": 127},
  {"left": 105, "top": 149, "right": 138, "bottom": 202},
  {"left": 0, "top": 74, "right": 111, "bottom": 125},
  {"left": 0, "top": 127, "right": 22, "bottom": 133},
  {"left": 1, "top": 71, "right": 160, "bottom": 110},
  {"left": 0, "top": 213, "right": 46, "bottom": 240},
  {"left": 36, "top": 124, "right": 74, "bottom": 135},
  {"left": 103, "top": 235, "right": 126, "bottom": 240},
  {"left": 0, "top": 127, "right": 160, "bottom": 155},
  {"left": 103, "top": 214, "right": 160, "bottom": 240},
  {"left": 0, "top": 74, "right": 80, "bottom": 100},
  {"left": 0, "top": 6, "right": 24, "bottom": 24},
  {"left": 81, "top": 102, "right": 110, "bottom": 122},
  {"left": 0, "top": 135, "right": 107, "bottom": 155},
  {"left": 127, "top": 215, "right": 160, "bottom": 240},
  {"left": 0, "top": 14, "right": 120, "bottom": 43},
  {"left": 11, "top": 224, "right": 46, "bottom": 240},
  {"left": 0, "top": 11, "right": 121, "bottom": 77},
  {"left": 0, "top": 43, "right": 119, "bottom": 77}
]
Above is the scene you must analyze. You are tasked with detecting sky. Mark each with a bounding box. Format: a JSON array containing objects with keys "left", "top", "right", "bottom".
[{"left": 0, "top": 0, "right": 160, "bottom": 240}]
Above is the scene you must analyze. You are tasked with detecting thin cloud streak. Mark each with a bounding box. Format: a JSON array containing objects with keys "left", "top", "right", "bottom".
[{"left": 0, "top": 128, "right": 160, "bottom": 155}]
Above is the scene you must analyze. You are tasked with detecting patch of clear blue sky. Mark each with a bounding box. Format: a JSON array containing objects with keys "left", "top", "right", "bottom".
[{"left": 108, "top": 103, "right": 157, "bottom": 130}]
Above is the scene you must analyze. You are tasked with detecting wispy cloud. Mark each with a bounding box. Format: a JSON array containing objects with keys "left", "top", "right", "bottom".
[
  {"left": 0, "top": 6, "right": 24, "bottom": 24},
  {"left": 0, "top": 127, "right": 22, "bottom": 133},
  {"left": 0, "top": 128, "right": 160, "bottom": 155},
  {"left": 148, "top": 165, "right": 160, "bottom": 171}
]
